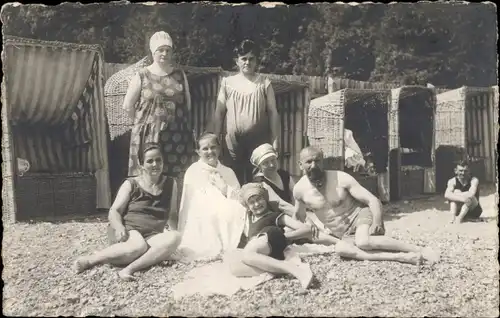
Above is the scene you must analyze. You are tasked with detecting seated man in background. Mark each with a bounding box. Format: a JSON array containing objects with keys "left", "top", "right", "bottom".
[
  {"left": 293, "top": 146, "right": 440, "bottom": 265},
  {"left": 444, "top": 160, "right": 483, "bottom": 224}
]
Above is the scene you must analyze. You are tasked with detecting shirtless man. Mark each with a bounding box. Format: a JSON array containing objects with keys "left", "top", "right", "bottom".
[
  {"left": 444, "top": 160, "right": 483, "bottom": 224},
  {"left": 293, "top": 146, "right": 440, "bottom": 265}
]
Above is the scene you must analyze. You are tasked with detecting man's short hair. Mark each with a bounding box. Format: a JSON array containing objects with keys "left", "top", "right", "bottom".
[
  {"left": 299, "top": 146, "right": 324, "bottom": 161},
  {"left": 456, "top": 159, "right": 470, "bottom": 168}
]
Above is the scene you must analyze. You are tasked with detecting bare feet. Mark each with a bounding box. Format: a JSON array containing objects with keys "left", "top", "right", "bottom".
[
  {"left": 74, "top": 258, "right": 92, "bottom": 274},
  {"left": 295, "top": 263, "right": 314, "bottom": 289},
  {"left": 284, "top": 248, "right": 302, "bottom": 266},
  {"left": 453, "top": 218, "right": 464, "bottom": 224},
  {"left": 399, "top": 252, "right": 424, "bottom": 265},
  {"left": 421, "top": 247, "right": 440, "bottom": 264},
  {"left": 118, "top": 269, "right": 136, "bottom": 281}
]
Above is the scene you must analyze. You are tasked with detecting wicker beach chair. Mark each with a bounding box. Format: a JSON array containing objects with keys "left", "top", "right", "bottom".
[
  {"left": 307, "top": 89, "right": 392, "bottom": 202},
  {"left": 389, "top": 86, "right": 437, "bottom": 200},
  {"left": 435, "top": 86, "right": 498, "bottom": 192}
]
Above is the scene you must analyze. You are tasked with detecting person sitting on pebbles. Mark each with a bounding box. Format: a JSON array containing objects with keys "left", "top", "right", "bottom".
[
  {"left": 444, "top": 160, "right": 483, "bottom": 224},
  {"left": 224, "top": 183, "right": 317, "bottom": 289},
  {"left": 293, "top": 146, "right": 440, "bottom": 265},
  {"left": 74, "top": 143, "right": 181, "bottom": 280}
]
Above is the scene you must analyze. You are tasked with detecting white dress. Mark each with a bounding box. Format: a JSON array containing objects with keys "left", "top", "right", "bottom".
[
  {"left": 344, "top": 129, "right": 366, "bottom": 170},
  {"left": 177, "top": 160, "right": 247, "bottom": 262}
]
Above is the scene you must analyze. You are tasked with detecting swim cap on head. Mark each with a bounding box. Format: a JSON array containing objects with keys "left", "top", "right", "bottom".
[
  {"left": 149, "top": 31, "right": 173, "bottom": 54},
  {"left": 239, "top": 182, "right": 269, "bottom": 206},
  {"left": 250, "top": 143, "right": 277, "bottom": 167}
]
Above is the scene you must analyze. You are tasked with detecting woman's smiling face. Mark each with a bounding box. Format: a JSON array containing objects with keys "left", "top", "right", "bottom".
[
  {"left": 247, "top": 194, "right": 268, "bottom": 216},
  {"left": 141, "top": 148, "right": 164, "bottom": 176},
  {"left": 197, "top": 136, "right": 220, "bottom": 167},
  {"left": 259, "top": 155, "right": 278, "bottom": 175}
]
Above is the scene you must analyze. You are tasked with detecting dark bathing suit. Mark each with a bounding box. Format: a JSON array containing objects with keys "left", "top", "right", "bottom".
[
  {"left": 254, "top": 170, "right": 312, "bottom": 245},
  {"left": 108, "top": 176, "right": 174, "bottom": 244},
  {"left": 253, "top": 169, "right": 293, "bottom": 204},
  {"left": 246, "top": 211, "right": 288, "bottom": 260},
  {"left": 454, "top": 176, "right": 483, "bottom": 219}
]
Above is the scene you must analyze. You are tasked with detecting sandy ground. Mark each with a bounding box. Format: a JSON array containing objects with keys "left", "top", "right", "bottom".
[{"left": 2, "top": 185, "right": 498, "bottom": 317}]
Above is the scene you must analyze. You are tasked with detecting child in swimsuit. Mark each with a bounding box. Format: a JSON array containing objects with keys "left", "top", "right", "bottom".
[{"left": 224, "top": 183, "right": 316, "bottom": 289}]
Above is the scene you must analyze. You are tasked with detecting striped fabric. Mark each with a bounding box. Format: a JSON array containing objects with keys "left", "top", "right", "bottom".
[
  {"left": 435, "top": 86, "right": 498, "bottom": 182},
  {"left": 3, "top": 37, "right": 106, "bottom": 173},
  {"left": 4, "top": 37, "right": 96, "bottom": 126},
  {"left": 2, "top": 36, "right": 111, "bottom": 208}
]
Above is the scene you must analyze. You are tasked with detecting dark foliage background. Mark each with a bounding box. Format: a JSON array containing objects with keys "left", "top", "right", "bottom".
[{"left": 1, "top": 2, "right": 497, "bottom": 87}]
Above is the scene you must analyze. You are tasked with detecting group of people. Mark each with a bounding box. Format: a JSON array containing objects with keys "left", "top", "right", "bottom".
[{"left": 74, "top": 31, "right": 483, "bottom": 289}]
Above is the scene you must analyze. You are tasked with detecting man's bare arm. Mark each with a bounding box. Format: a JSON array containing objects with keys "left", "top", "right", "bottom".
[
  {"left": 465, "top": 177, "right": 479, "bottom": 199},
  {"left": 342, "top": 172, "right": 383, "bottom": 224},
  {"left": 279, "top": 215, "right": 313, "bottom": 240},
  {"left": 444, "top": 179, "right": 467, "bottom": 203},
  {"left": 292, "top": 184, "right": 307, "bottom": 222}
]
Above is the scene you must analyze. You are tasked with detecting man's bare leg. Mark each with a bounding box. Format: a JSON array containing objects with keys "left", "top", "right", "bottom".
[
  {"left": 455, "top": 196, "right": 479, "bottom": 224},
  {"left": 449, "top": 201, "right": 459, "bottom": 224},
  {"left": 118, "top": 231, "right": 181, "bottom": 280},
  {"left": 335, "top": 240, "right": 422, "bottom": 265},
  {"left": 355, "top": 224, "right": 440, "bottom": 264},
  {"left": 309, "top": 232, "right": 420, "bottom": 264},
  {"left": 74, "top": 230, "right": 148, "bottom": 273}
]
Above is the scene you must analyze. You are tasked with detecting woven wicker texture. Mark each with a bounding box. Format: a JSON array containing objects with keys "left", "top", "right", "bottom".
[
  {"left": 2, "top": 78, "right": 16, "bottom": 224},
  {"left": 2, "top": 36, "right": 111, "bottom": 222},
  {"left": 435, "top": 88, "right": 467, "bottom": 148},
  {"left": 221, "top": 71, "right": 309, "bottom": 96},
  {"left": 307, "top": 90, "right": 345, "bottom": 168},
  {"left": 15, "top": 172, "right": 96, "bottom": 221},
  {"left": 307, "top": 89, "right": 391, "bottom": 168},
  {"left": 104, "top": 60, "right": 310, "bottom": 141},
  {"left": 435, "top": 86, "right": 497, "bottom": 185},
  {"left": 104, "top": 57, "right": 225, "bottom": 140}
]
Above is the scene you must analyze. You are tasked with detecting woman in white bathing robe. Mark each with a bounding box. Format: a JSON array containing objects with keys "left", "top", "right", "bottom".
[{"left": 177, "top": 146, "right": 247, "bottom": 262}]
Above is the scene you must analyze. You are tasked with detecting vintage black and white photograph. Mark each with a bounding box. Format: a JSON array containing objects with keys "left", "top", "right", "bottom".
[{"left": 1, "top": 1, "right": 498, "bottom": 317}]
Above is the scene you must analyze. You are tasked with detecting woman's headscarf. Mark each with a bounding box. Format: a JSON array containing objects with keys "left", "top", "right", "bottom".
[
  {"left": 239, "top": 182, "right": 269, "bottom": 207},
  {"left": 250, "top": 143, "right": 277, "bottom": 167},
  {"left": 149, "top": 31, "right": 173, "bottom": 54}
]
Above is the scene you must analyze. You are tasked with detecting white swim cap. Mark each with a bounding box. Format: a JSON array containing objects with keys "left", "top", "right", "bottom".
[{"left": 149, "top": 31, "right": 173, "bottom": 54}]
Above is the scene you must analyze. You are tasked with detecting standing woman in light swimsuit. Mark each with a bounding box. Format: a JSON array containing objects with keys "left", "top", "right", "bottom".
[{"left": 212, "top": 39, "right": 281, "bottom": 184}]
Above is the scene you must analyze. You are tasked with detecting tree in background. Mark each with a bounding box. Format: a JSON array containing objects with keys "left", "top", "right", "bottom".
[
  {"left": 1, "top": 2, "right": 497, "bottom": 87},
  {"left": 370, "top": 2, "right": 497, "bottom": 87}
]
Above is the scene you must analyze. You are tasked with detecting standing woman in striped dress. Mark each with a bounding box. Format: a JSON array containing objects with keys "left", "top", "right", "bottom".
[
  {"left": 212, "top": 40, "right": 281, "bottom": 185},
  {"left": 123, "top": 31, "right": 195, "bottom": 179}
]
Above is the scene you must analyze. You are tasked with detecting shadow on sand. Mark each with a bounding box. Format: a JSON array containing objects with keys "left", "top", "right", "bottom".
[
  {"left": 383, "top": 182, "right": 498, "bottom": 223},
  {"left": 18, "top": 210, "right": 109, "bottom": 225},
  {"left": 14, "top": 185, "right": 497, "bottom": 226}
]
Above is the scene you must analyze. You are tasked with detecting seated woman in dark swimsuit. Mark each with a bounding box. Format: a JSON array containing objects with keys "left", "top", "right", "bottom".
[
  {"left": 224, "top": 183, "right": 315, "bottom": 289},
  {"left": 74, "top": 143, "right": 181, "bottom": 280},
  {"left": 251, "top": 143, "right": 296, "bottom": 215},
  {"left": 251, "top": 143, "right": 316, "bottom": 245}
]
